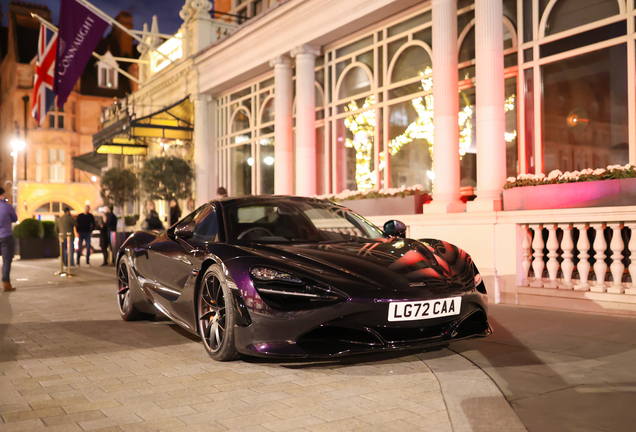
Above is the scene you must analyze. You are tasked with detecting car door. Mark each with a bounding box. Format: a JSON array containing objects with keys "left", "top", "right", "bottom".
[
  {"left": 149, "top": 206, "right": 205, "bottom": 299},
  {"left": 149, "top": 206, "right": 219, "bottom": 300},
  {"left": 149, "top": 205, "right": 220, "bottom": 327}
]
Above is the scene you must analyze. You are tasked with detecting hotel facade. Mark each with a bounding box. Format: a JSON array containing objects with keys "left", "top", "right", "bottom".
[{"left": 110, "top": 0, "right": 636, "bottom": 315}]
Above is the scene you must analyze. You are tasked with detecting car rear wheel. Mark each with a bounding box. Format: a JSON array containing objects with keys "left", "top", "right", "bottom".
[
  {"left": 117, "top": 257, "right": 155, "bottom": 321},
  {"left": 197, "top": 267, "right": 238, "bottom": 361}
]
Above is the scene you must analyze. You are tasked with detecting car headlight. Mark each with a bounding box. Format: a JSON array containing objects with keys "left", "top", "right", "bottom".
[
  {"left": 250, "top": 267, "right": 302, "bottom": 284},
  {"left": 250, "top": 266, "right": 347, "bottom": 311}
]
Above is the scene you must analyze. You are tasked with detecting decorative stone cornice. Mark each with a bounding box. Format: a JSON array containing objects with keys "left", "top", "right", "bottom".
[
  {"left": 180, "top": 0, "right": 213, "bottom": 23},
  {"left": 269, "top": 55, "right": 293, "bottom": 68},
  {"left": 290, "top": 44, "right": 321, "bottom": 58}
]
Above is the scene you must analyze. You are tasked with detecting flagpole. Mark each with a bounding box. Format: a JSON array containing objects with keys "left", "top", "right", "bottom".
[
  {"left": 31, "top": 13, "right": 142, "bottom": 86},
  {"left": 74, "top": 0, "right": 175, "bottom": 65}
]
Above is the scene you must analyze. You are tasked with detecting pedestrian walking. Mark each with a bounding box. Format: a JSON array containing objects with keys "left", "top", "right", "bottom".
[
  {"left": 169, "top": 199, "right": 181, "bottom": 227},
  {"left": 99, "top": 214, "right": 109, "bottom": 266},
  {"left": 105, "top": 205, "right": 118, "bottom": 266},
  {"left": 142, "top": 201, "right": 164, "bottom": 231},
  {"left": 217, "top": 187, "right": 228, "bottom": 198},
  {"left": 76, "top": 205, "right": 95, "bottom": 267},
  {"left": 55, "top": 207, "right": 77, "bottom": 267},
  {"left": 0, "top": 188, "right": 17, "bottom": 292}
]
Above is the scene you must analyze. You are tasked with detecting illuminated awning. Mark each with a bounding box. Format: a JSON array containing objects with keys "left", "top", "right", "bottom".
[
  {"left": 72, "top": 152, "right": 108, "bottom": 176},
  {"left": 93, "top": 97, "right": 193, "bottom": 155}
]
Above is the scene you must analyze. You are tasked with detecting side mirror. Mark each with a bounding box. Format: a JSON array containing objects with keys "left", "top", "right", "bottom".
[
  {"left": 174, "top": 221, "right": 195, "bottom": 239},
  {"left": 383, "top": 220, "right": 407, "bottom": 238}
]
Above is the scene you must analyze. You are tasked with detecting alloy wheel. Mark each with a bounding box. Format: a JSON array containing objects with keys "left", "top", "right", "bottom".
[
  {"left": 199, "top": 276, "right": 226, "bottom": 353},
  {"left": 117, "top": 261, "right": 131, "bottom": 315}
]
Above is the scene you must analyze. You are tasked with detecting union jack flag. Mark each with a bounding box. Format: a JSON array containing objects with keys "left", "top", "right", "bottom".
[{"left": 32, "top": 24, "right": 57, "bottom": 126}]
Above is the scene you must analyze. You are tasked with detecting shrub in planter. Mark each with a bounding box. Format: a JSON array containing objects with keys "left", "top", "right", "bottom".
[
  {"left": 42, "top": 221, "right": 60, "bottom": 258},
  {"left": 124, "top": 215, "right": 139, "bottom": 226},
  {"left": 13, "top": 218, "right": 44, "bottom": 260},
  {"left": 13, "top": 218, "right": 44, "bottom": 239},
  {"left": 42, "top": 221, "right": 56, "bottom": 238}
]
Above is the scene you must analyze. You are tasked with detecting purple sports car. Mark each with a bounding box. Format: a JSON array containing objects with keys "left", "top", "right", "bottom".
[{"left": 117, "top": 196, "right": 491, "bottom": 361}]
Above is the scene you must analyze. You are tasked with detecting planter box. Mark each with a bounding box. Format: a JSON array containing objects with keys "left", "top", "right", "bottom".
[
  {"left": 17, "top": 238, "right": 44, "bottom": 260},
  {"left": 503, "top": 178, "right": 636, "bottom": 211},
  {"left": 43, "top": 238, "right": 60, "bottom": 258},
  {"left": 340, "top": 193, "right": 431, "bottom": 217}
]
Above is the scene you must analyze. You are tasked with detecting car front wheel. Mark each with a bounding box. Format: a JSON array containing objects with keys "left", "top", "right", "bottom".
[{"left": 197, "top": 266, "right": 238, "bottom": 361}]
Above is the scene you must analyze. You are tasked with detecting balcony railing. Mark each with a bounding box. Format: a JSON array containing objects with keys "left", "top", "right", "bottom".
[{"left": 518, "top": 221, "right": 636, "bottom": 295}]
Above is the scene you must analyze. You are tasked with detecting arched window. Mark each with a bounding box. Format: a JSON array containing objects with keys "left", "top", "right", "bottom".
[
  {"left": 261, "top": 97, "right": 274, "bottom": 124},
  {"left": 338, "top": 66, "right": 372, "bottom": 100},
  {"left": 391, "top": 45, "right": 432, "bottom": 83},
  {"left": 231, "top": 108, "right": 251, "bottom": 133},
  {"left": 544, "top": 0, "right": 620, "bottom": 36}
]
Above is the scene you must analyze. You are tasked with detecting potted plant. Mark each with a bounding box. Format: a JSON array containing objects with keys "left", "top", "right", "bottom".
[
  {"left": 503, "top": 164, "right": 636, "bottom": 211},
  {"left": 317, "top": 185, "right": 431, "bottom": 217},
  {"left": 13, "top": 218, "right": 44, "bottom": 259},
  {"left": 140, "top": 156, "right": 194, "bottom": 217},
  {"left": 42, "top": 220, "right": 60, "bottom": 258}
]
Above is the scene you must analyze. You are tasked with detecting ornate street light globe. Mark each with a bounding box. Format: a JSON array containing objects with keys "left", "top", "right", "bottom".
[{"left": 10, "top": 139, "right": 26, "bottom": 152}]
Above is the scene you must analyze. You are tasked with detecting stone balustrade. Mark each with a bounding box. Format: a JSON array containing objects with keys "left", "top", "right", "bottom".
[{"left": 519, "top": 221, "right": 636, "bottom": 295}]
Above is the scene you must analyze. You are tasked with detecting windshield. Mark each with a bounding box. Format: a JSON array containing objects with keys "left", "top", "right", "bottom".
[{"left": 224, "top": 200, "right": 384, "bottom": 243}]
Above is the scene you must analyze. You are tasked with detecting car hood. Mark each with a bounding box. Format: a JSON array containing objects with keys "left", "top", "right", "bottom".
[{"left": 240, "top": 238, "right": 468, "bottom": 291}]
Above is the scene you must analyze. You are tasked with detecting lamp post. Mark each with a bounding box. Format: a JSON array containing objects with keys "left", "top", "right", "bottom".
[{"left": 10, "top": 138, "right": 26, "bottom": 209}]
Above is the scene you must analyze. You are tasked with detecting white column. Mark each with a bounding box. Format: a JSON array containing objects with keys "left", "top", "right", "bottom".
[
  {"left": 521, "top": 224, "right": 532, "bottom": 286},
  {"left": 591, "top": 223, "right": 608, "bottom": 293},
  {"left": 193, "top": 94, "right": 212, "bottom": 206},
  {"left": 269, "top": 55, "right": 294, "bottom": 195},
  {"left": 559, "top": 224, "right": 574, "bottom": 289},
  {"left": 291, "top": 44, "right": 320, "bottom": 197},
  {"left": 545, "top": 224, "right": 559, "bottom": 288},
  {"left": 574, "top": 224, "right": 591, "bottom": 291},
  {"left": 608, "top": 223, "right": 625, "bottom": 294},
  {"left": 467, "top": 0, "right": 506, "bottom": 212},
  {"left": 626, "top": 223, "right": 636, "bottom": 295},
  {"left": 427, "top": 0, "right": 465, "bottom": 214},
  {"left": 530, "top": 224, "right": 544, "bottom": 287}
]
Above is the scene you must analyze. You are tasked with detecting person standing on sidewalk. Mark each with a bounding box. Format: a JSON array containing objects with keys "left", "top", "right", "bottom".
[
  {"left": 169, "top": 199, "right": 181, "bottom": 227},
  {"left": 105, "top": 206, "right": 118, "bottom": 266},
  {"left": 55, "top": 207, "right": 77, "bottom": 267},
  {"left": 99, "top": 214, "right": 109, "bottom": 266},
  {"left": 76, "top": 205, "right": 95, "bottom": 267},
  {"left": 0, "top": 188, "right": 17, "bottom": 292}
]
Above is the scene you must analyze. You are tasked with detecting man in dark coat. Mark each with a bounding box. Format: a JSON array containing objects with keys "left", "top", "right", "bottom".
[
  {"left": 76, "top": 205, "right": 95, "bottom": 266},
  {"left": 105, "top": 206, "right": 118, "bottom": 266}
]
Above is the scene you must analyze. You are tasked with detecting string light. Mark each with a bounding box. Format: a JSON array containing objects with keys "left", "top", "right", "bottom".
[{"left": 343, "top": 67, "right": 517, "bottom": 191}]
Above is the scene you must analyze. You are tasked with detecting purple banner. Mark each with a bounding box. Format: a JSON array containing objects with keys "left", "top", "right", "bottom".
[{"left": 53, "top": 0, "right": 108, "bottom": 108}]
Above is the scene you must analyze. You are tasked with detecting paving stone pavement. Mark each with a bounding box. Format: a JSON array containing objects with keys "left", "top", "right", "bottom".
[{"left": 0, "top": 258, "right": 523, "bottom": 432}]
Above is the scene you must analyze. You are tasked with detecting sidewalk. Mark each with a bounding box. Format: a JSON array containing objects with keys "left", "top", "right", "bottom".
[
  {"left": 451, "top": 304, "right": 636, "bottom": 432},
  {"left": 0, "top": 256, "right": 523, "bottom": 432},
  {"left": 3, "top": 256, "right": 635, "bottom": 431}
]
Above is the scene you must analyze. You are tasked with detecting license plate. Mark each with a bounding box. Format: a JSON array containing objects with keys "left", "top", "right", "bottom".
[{"left": 388, "top": 297, "right": 461, "bottom": 322}]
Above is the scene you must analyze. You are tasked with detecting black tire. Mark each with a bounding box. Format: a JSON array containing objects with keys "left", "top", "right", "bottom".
[
  {"left": 197, "top": 266, "right": 239, "bottom": 361},
  {"left": 117, "top": 256, "right": 155, "bottom": 321}
]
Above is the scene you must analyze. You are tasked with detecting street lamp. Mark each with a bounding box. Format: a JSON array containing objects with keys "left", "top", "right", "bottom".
[{"left": 10, "top": 138, "right": 26, "bottom": 208}]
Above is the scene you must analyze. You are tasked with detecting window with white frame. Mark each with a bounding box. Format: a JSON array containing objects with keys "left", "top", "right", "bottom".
[
  {"left": 49, "top": 148, "right": 65, "bottom": 183},
  {"left": 48, "top": 103, "right": 65, "bottom": 130},
  {"left": 97, "top": 51, "right": 119, "bottom": 89},
  {"left": 519, "top": 0, "right": 630, "bottom": 175},
  {"left": 216, "top": 75, "right": 276, "bottom": 196}
]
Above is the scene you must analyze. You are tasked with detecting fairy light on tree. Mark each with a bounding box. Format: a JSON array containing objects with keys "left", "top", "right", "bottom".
[
  {"left": 344, "top": 95, "right": 377, "bottom": 191},
  {"left": 343, "top": 67, "right": 517, "bottom": 191}
]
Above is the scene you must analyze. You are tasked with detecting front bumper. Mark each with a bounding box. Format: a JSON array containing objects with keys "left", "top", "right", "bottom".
[{"left": 233, "top": 292, "right": 490, "bottom": 358}]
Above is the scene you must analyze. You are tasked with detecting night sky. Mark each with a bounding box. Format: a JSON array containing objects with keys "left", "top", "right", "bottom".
[{"left": 1, "top": 0, "right": 183, "bottom": 36}]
